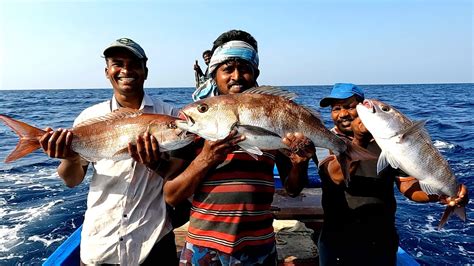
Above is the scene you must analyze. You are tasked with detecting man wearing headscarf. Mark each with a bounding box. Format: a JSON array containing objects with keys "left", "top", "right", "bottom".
[
  {"left": 165, "top": 30, "right": 314, "bottom": 265},
  {"left": 192, "top": 30, "right": 260, "bottom": 101}
]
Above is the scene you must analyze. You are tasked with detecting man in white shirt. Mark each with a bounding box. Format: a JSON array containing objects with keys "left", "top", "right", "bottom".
[{"left": 39, "top": 38, "right": 180, "bottom": 265}]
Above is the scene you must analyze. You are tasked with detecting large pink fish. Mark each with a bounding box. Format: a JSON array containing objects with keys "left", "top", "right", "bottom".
[
  {"left": 0, "top": 108, "right": 194, "bottom": 163},
  {"left": 177, "top": 86, "right": 375, "bottom": 179}
]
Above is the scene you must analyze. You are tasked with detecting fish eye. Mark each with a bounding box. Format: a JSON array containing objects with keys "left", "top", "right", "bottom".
[
  {"left": 197, "top": 103, "right": 209, "bottom": 113},
  {"left": 167, "top": 122, "right": 177, "bottom": 129},
  {"left": 381, "top": 105, "right": 390, "bottom": 112}
]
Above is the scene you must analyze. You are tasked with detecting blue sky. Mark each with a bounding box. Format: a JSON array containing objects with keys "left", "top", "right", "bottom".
[{"left": 0, "top": 0, "right": 472, "bottom": 90}]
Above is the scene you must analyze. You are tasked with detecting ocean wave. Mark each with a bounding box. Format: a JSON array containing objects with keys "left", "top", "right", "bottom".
[
  {"left": 3, "top": 200, "right": 64, "bottom": 223},
  {"left": 0, "top": 199, "right": 66, "bottom": 259},
  {"left": 1, "top": 85, "right": 473, "bottom": 265},
  {"left": 0, "top": 224, "right": 24, "bottom": 252}
]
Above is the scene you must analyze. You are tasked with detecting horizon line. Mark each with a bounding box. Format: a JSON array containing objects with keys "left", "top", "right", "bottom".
[{"left": 1, "top": 82, "right": 473, "bottom": 91}]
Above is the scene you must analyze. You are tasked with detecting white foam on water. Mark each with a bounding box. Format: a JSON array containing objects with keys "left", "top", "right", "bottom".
[
  {"left": 0, "top": 224, "right": 24, "bottom": 252},
  {"left": 0, "top": 200, "right": 64, "bottom": 252},
  {"left": 421, "top": 215, "right": 438, "bottom": 233},
  {"left": 456, "top": 245, "right": 472, "bottom": 256},
  {"left": 10, "top": 200, "right": 64, "bottom": 222},
  {"left": 2, "top": 168, "right": 58, "bottom": 183},
  {"left": 433, "top": 140, "right": 455, "bottom": 150},
  {"left": 0, "top": 252, "right": 23, "bottom": 261},
  {"left": 28, "top": 234, "right": 65, "bottom": 248}
]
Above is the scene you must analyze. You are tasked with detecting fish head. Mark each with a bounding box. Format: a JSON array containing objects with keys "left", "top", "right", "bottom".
[
  {"left": 356, "top": 99, "right": 411, "bottom": 139},
  {"left": 176, "top": 96, "right": 238, "bottom": 141},
  {"left": 148, "top": 118, "right": 195, "bottom": 151}
]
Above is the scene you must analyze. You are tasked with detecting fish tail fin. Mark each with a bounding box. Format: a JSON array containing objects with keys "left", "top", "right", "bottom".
[
  {"left": 0, "top": 114, "right": 45, "bottom": 162},
  {"left": 438, "top": 206, "right": 454, "bottom": 229},
  {"left": 438, "top": 205, "right": 466, "bottom": 229},
  {"left": 335, "top": 139, "right": 378, "bottom": 182},
  {"left": 454, "top": 206, "right": 467, "bottom": 221}
]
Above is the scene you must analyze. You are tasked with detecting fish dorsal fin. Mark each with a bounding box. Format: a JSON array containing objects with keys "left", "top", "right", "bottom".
[
  {"left": 75, "top": 108, "right": 143, "bottom": 128},
  {"left": 243, "top": 86, "right": 297, "bottom": 100},
  {"left": 242, "top": 86, "right": 321, "bottom": 119},
  {"left": 395, "top": 120, "right": 427, "bottom": 142}
]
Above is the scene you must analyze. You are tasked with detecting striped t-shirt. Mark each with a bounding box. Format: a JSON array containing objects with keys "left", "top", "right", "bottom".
[{"left": 186, "top": 147, "right": 276, "bottom": 254}]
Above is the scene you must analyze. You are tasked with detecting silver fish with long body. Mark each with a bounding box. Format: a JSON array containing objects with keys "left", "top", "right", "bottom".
[{"left": 356, "top": 99, "right": 466, "bottom": 228}]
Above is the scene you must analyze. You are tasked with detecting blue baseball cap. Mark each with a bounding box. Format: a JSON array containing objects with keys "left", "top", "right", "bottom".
[{"left": 319, "top": 83, "right": 365, "bottom": 107}]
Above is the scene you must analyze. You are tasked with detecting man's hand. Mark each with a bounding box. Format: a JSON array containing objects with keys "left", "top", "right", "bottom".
[
  {"left": 351, "top": 117, "right": 372, "bottom": 146},
  {"left": 198, "top": 130, "right": 245, "bottom": 167},
  {"left": 128, "top": 133, "right": 162, "bottom": 169},
  {"left": 194, "top": 59, "right": 204, "bottom": 75},
  {"left": 39, "top": 128, "right": 78, "bottom": 159},
  {"left": 281, "top": 132, "right": 315, "bottom": 164},
  {"left": 193, "top": 60, "right": 200, "bottom": 71},
  {"left": 440, "top": 184, "right": 469, "bottom": 208}
]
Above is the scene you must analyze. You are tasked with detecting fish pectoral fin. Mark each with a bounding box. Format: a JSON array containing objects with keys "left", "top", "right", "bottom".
[
  {"left": 397, "top": 120, "right": 427, "bottom": 142},
  {"left": 237, "top": 143, "right": 262, "bottom": 160},
  {"left": 418, "top": 181, "right": 439, "bottom": 195},
  {"left": 376, "top": 150, "right": 399, "bottom": 174},
  {"left": 216, "top": 160, "right": 232, "bottom": 169},
  {"left": 112, "top": 147, "right": 130, "bottom": 158},
  {"left": 236, "top": 124, "right": 280, "bottom": 137}
]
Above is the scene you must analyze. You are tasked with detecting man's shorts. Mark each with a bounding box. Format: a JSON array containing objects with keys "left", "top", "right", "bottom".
[{"left": 179, "top": 241, "right": 277, "bottom": 265}]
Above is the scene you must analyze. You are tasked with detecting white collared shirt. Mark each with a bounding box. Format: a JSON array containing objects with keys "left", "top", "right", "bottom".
[{"left": 76, "top": 93, "right": 179, "bottom": 265}]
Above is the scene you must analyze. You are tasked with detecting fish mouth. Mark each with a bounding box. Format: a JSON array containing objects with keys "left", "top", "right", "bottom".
[
  {"left": 178, "top": 111, "right": 195, "bottom": 126},
  {"left": 362, "top": 100, "right": 375, "bottom": 113},
  {"left": 176, "top": 129, "right": 196, "bottom": 139}
]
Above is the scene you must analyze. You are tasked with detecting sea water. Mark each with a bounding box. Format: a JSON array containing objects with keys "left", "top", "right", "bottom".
[{"left": 0, "top": 84, "right": 473, "bottom": 265}]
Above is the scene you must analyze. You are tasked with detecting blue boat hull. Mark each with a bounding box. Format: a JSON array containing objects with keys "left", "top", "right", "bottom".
[{"left": 43, "top": 219, "right": 420, "bottom": 266}]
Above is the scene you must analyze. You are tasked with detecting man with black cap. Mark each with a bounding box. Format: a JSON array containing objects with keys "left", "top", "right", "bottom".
[
  {"left": 317, "top": 83, "right": 468, "bottom": 266},
  {"left": 39, "top": 38, "right": 180, "bottom": 265}
]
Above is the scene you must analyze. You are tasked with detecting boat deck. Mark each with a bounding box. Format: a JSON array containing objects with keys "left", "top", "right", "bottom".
[
  {"left": 44, "top": 187, "right": 419, "bottom": 266},
  {"left": 174, "top": 188, "right": 323, "bottom": 265}
]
